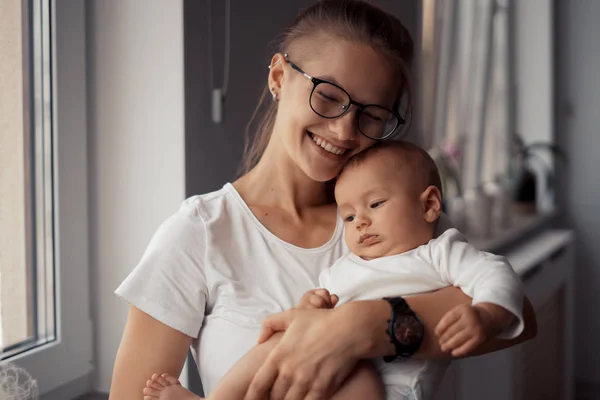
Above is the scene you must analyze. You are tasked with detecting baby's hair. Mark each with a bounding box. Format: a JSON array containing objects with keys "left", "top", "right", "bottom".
[
  {"left": 0, "top": 363, "right": 38, "bottom": 400},
  {"left": 342, "top": 140, "right": 443, "bottom": 200}
]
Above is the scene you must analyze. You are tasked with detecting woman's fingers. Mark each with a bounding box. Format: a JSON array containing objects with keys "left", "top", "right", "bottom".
[
  {"left": 248, "top": 306, "right": 361, "bottom": 400},
  {"left": 282, "top": 376, "right": 310, "bottom": 400},
  {"left": 269, "top": 366, "right": 293, "bottom": 400},
  {"left": 257, "top": 310, "right": 295, "bottom": 343},
  {"left": 244, "top": 360, "right": 279, "bottom": 400}
]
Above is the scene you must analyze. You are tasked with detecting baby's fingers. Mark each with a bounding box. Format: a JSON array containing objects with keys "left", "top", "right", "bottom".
[
  {"left": 435, "top": 307, "right": 464, "bottom": 337},
  {"left": 440, "top": 330, "right": 471, "bottom": 353},
  {"left": 330, "top": 294, "right": 339, "bottom": 307},
  {"left": 451, "top": 337, "right": 480, "bottom": 357},
  {"left": 438, "top": 320, "right": 467, "bottom": 345},
  {"left": 309, "top": 294, "right": 330, "bottom": 309}
]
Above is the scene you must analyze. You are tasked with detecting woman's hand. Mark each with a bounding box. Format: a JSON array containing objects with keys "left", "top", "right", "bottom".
[{"left": 245, "top": 301, "right": 394, "bottom": 400}]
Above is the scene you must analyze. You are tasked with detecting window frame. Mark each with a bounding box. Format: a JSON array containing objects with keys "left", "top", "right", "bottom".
[{"left": 10, "top": 0, "right": 93, "bottom": 397}]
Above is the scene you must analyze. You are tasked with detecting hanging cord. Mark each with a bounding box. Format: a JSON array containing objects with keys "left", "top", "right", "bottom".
[{"left": 207, "top": 0, "right": 231, "bottom": 96}]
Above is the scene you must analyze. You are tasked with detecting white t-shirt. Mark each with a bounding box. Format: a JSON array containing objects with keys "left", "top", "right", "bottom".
[
  {"left": 319, "top": 228, "right": 524, "bottom": 399},
  {"left": 114, "top": 183, "right": 512, "bottom": 396},
  {"left": 115, "top": 183, "right": 347, "bottom": 394}
]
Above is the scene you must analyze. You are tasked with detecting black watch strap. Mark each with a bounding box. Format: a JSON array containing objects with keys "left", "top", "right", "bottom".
[{"left": 383, "top": 297, "right": 424, "bottom": 362}]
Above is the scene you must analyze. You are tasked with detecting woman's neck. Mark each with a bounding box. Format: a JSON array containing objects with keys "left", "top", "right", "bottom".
[{"left": 234, "top": 143, "right": 331, "bottom": 216}]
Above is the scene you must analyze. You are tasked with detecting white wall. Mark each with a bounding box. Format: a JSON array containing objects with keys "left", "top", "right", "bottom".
[
  {"left": 514, "top": 0, "right": 554, "bottom": 211},
  {"left": 555, "top": 0, "right": 600, "bottom": 386},
  {"left": 514, "top": 0, "right": 553, "bottom": 145},
  {"left": 86, "top": 0, "right": 186, "bottom": 392}
]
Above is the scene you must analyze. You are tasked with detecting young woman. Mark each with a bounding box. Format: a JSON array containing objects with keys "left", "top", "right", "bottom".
[{"left": 110, "top": 1, "right": 537, "bottom": 399}]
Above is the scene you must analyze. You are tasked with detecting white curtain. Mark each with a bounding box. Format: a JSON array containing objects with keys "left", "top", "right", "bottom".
[{"left": 421, "top": 0, "right": 511, "bottom": 196}]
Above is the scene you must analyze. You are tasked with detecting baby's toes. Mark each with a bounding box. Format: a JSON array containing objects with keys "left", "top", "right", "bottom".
[
  {"left": 143, "top": 385, "right": 161, "bottom": 398},
  {"left": 146, "top": 379, "right": 163, "bottom": 391},
  {"left": 155, "top": 374, "right": 172, "bottom": 387},
  {"left": 161, "top": 373, "right": 181, "bottom": 386},
  {"left": 150, "top": 373, "right": 164, "bottom": 387}
]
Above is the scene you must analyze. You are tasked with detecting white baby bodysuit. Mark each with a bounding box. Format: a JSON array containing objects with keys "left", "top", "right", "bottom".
[{"left": 319, "top": 228, "right": 525, "bottom": 400}]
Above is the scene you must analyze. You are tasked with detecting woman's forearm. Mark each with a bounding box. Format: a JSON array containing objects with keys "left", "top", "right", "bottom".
[{"left": 342, "top": 287, "right": 537, "bottom": 361}]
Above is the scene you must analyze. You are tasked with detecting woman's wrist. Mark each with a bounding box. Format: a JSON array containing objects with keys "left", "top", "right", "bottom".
[{"left": 335, "top": 300, "right": 396, "bottom": 359}]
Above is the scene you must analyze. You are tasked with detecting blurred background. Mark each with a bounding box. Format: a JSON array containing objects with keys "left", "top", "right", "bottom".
[{"left": 0, "top": 0, "right": 597, "bottom": 399}]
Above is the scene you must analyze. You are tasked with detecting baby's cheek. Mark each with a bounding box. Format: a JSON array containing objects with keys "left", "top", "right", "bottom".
[{"left": 345, "top": 230, "right": 358, "bottom": 251}]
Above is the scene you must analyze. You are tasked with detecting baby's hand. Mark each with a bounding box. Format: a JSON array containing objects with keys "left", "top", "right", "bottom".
[
  {"left": 434, "top": 304, "right": 498, "bottom": 357},
  {"left": 296, "top": 289, "right": 339, "bottom": 309}
]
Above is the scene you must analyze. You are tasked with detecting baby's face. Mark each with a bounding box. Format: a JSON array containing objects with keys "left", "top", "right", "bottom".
[{"left": 335, "top": 156, "right": 436, "bottom": 259}]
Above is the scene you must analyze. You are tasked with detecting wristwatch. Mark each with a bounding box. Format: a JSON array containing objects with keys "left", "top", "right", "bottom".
[{"left": 383, "top": 297, "right": 424, "bottom": 362}]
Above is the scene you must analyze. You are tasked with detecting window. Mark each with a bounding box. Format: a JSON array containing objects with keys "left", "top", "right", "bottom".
[
  {"left": 1, "top": 0, "right": 56, "bottom": 358},
  {"left": 1, "top": 0, "right": 92, "bottom": 396}
]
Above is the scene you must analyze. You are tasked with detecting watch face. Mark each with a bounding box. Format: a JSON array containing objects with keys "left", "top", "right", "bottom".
[{"left": 393, "top": 315, "right": 424, "bottom": 346}]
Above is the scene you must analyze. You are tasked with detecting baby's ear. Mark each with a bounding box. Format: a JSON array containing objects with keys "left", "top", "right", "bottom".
[{"left": 420, "top": 185, "right": 442, "bottom": 223}]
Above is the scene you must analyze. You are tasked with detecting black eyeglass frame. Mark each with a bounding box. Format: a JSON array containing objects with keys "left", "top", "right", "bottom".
[{"left": 283, "top": 54, "right": 405, "bottom": 141}]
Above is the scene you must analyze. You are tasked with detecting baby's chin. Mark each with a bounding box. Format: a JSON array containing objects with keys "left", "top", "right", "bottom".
[{"left": 349, "top": 246, "right": 388, "bottom": 260}]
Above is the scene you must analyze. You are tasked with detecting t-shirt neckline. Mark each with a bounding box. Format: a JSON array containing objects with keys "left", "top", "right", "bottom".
[{"left": 224, "top": 183, "right": 344, "bottom": 254}]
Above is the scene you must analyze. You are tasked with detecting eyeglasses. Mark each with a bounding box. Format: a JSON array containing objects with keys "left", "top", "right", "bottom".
[{"left": 284, "top": 54, "right": 405, "bottom": 141}]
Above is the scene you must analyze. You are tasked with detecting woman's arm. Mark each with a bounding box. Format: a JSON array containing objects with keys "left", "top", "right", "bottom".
[
  {"left": 406, "top": 287, "right": 536, "bottom": 359},
  {"left": 244, "top": 287, "right": 537, "bottom": 400},
  {"left": 109, "top": 306, "right": 193, "bottom": 400}
]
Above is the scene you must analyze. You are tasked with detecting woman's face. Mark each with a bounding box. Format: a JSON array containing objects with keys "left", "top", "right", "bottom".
[{"left": 268, "top": 37, "right": 401, "bottom": 182}]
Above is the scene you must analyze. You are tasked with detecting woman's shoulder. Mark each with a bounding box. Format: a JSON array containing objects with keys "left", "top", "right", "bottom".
[
  {"left": 177, "top": 183, "right": 237, "bottom": 221},
  {"left": 150, "top": 184, "right": 236, "bottom": 244}
]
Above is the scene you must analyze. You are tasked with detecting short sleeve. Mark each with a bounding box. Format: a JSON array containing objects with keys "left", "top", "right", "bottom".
[
  {"left": 430, "top": 229, "right": 525, "bottom": 339},
  {"left": 115, "top": 198, "right": 209, "bottom": 338}
]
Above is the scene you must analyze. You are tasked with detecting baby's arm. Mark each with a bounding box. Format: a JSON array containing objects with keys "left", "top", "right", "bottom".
[{"left": 431, "top": 229, "right": 525, "bottom": 357}]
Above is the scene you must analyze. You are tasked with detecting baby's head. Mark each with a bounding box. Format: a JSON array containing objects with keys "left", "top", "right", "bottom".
[{"left": 335, "top": 141, "right": 443, "bottom": 259}]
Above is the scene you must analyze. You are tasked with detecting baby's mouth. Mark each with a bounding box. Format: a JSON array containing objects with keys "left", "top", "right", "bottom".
[{"left": 358, "top": 233, "right": 379, "bottom": 245}]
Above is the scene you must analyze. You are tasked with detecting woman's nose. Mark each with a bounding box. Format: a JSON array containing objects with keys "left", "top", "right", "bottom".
[{"left": 328, "top": 109, "right": 358, "bottom": 141}]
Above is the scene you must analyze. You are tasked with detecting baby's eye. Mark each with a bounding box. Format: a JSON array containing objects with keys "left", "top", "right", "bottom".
[
  {"left": 370, "top": 200, "right": 384, "bottom": 209},
  {"left": 344, "top": 215, "right": 355, "bottom": 222}
]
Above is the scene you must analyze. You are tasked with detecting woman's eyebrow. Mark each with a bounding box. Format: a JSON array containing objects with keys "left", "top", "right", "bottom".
[{"left": 315, "top": 74, "right": 343, "bottom": 87}]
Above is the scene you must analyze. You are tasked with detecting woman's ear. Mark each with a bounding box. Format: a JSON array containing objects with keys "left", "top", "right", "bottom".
[
  {"left": 420, "top": 185, "right": 442, "bottom": 223},
  {"left": 268, "top": 53, "right": 286, "bottom": 99}
]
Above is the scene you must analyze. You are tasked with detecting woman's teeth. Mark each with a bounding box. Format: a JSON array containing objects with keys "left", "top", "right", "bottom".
[{"left": 311, "top": 134, "right": 346, "bottom": 155}]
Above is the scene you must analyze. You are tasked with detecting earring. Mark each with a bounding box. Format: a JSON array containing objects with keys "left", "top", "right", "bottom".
[
  {"left": 268, "top": 60, "right": 281, "bottom": 70},
  {"left": 271, "top": 87, "right": 278, "bottom": 102}
]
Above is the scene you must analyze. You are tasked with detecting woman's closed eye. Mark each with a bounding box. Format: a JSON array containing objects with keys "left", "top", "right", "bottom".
[{"left": 315, "top": 90, "right": 341, "bottom": 103}]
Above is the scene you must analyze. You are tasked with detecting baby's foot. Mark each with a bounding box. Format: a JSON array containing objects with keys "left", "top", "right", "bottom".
[{"left": 143, "top": 373, "right": 200, "bottom": 400}]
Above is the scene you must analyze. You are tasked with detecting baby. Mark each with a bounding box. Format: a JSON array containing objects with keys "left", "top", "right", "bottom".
[{"left": 143, "top": 141, "right": 524, "bottom": 400}]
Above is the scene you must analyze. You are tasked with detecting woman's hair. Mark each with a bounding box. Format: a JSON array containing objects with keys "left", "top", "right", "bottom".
[{"left": 239, "top": 0, "right": 414, "bottom": 175}]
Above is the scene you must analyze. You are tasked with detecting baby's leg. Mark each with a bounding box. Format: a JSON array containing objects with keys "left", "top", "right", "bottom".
[
  {"left": 329, "top": 360, "right": 385, "bottom": 400},
  {"left": 208, "top": 332, "right": 283, "bottom": 400}
]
